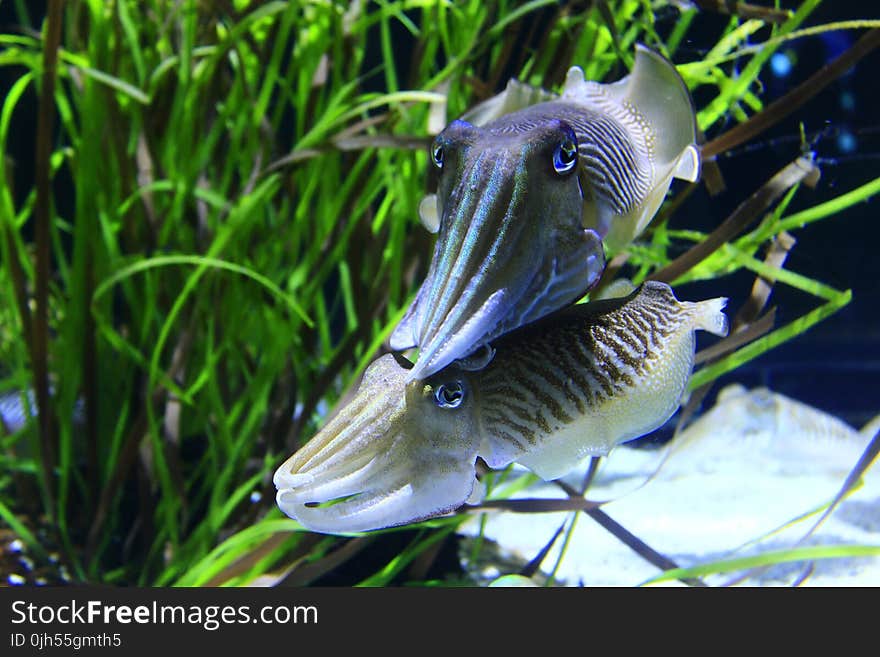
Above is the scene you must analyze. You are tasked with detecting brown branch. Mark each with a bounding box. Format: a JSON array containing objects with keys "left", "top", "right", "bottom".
[
  {"left": 465, "top": 480, "right": 705, "bottom": 585},
  {"left": 204, "top": 533, "right": 306, "bottom": 587},
  {"left": 469, "top": 497, "right": 603, "bottom": 514},
  {"left": 694, "top": 308, "right": 776, "bottom": 365},
  {"left": 278, "top": 536, "right": 375, "bottom": 586},
  {"left": 731, "top": 231, "right": 795, "bottom": 331},
  {"left": 648, "top": 155, "right": 818, "bottom": 284},
  {"left": 520, "top": 521, "right": 566, "bottom": 579},
  {"left": 702, "top": 29, "right": 880, "bottom": 160},
  {"left": 33, "top": 0, "right": 64, "bottom": 518},
  {"left": 692, "top": 0, "right": 792, "bottom": 24},
  {"left": 677, "top": 233, "right": 793, "bottom": 436},
  {"left": 554, "top": 480, "right": 707, "bottom": 587}
]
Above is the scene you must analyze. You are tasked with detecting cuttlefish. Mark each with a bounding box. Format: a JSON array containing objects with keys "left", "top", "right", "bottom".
[
  {"left": 275, "top": 281, "right": 727, "bottom": 534},
  {"left": 391, "top": 45, "right": 701, "bottom": 380}
]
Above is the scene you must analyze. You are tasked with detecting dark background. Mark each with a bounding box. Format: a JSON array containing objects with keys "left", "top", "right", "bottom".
[{"left": 668, "top": 2, "right": 880, "bottom": 430}]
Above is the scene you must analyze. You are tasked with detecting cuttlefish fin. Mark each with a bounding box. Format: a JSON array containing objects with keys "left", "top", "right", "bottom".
[
  {"left": 685, "top": 295, "right": 730, "bottom": 338},
  {"left": 593, "top": 277, "right": 636, "bottom": 301},
  {"left": 860, "top": 413, "right": 880, "bottom": 443},
  {"left": 673, "top": 145, "right": 701, "bottom": 183},
  {"left": 418, "top": 194, "right": 440, "bottom": 233},
  {"left": 563, "top": 45, "right": 700, "bottom": 248},
  {"left": 599, "top": 45, "right": 700, "bottom": 181},
  {"left": 460, "top": 78, "right": 558, "bottom": 127}
]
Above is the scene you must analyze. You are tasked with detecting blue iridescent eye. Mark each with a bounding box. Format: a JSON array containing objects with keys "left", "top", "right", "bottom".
[
  {"left": 432, "top": 142, "right": 444, "bottom": 169},
  {"left": 434, "top": 381, "right": 464, "bottom": 408},
  {"left": 553, "top": 137, "right": 577, "bottom": 174}
]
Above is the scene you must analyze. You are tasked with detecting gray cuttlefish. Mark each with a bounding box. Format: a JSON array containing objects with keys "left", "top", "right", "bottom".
[
  {"left": 391, "top": 45, "right": 701, "bottom": 381},
  {"left": 275, "top": 281, "right": 727, "bottom": 534}
]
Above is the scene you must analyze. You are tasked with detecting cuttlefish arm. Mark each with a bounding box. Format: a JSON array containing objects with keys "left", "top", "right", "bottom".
[
  {"left": 273, "top": 354, "right": 483, "bottom": 534},
  {"left": 394, "top": 45, "right": 699, "bottom": 380},
  {"left": 275, "top": 282, "right": 728, "bottom": 533},
  {"left": 392, "top": 119, "right": 606, "bottom": 380}
]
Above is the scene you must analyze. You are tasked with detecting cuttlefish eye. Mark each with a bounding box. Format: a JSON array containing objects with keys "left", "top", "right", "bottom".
[
  {"left": 434, "top": 380, "right": 465, "bottom": 408},
  {"left": 552, "top": 136, "right": 578, "bottom": 174},
  {"left": 431, "top": 142, "right": 444, "bottom": 169}
]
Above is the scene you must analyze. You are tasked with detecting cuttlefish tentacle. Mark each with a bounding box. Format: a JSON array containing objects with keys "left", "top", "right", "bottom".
[
  {"left": 275, "top": 282, "right": 728, "bottom": 534},
  {"left": 273, "top": 355, "right": 483, "bottom": 534},
  {"left": 394, "top": 45, "right": 699, "bottom": 381}
]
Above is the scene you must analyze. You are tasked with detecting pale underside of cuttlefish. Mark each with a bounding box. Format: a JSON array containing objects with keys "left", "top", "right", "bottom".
[
  {"left": 275, "top": 281, "right": 728, "bottom": 534},
  {"left": 391, "top": 44, "right": 701, "bottom": 381}
]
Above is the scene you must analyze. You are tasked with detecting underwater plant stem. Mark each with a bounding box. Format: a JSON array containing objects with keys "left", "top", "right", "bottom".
[
  {"left": 32, "top": 0, "right": 64, "bottom": 519},
  {"left": 722, "top": 426, "right": 880, "bottom": 586},
  {"left": 702, "top": 28, "right": 880, "bottom": 160},
  {"left": 694, "top": 308, "right": 775, "bottom": 366},
  {"left": 520, "top": 522, "right": 565, "bottom": 579},
  {"left": 553, "top": 480, "right": 707, "bottom": 587},
  {"left": 648, "top": 155, "right": 818, "bottom": 284},
  {"left": 681, "top": 235, "right": 791, "bottom": 436},
  {"left": 730, "top": 232, "right": 795, "bottom": 331},
  {"left": 692, "top": 0, "right": 792, "bottom": 24},
  {"left": 2, "top": 227, "right": 32, "bottom": 347}
]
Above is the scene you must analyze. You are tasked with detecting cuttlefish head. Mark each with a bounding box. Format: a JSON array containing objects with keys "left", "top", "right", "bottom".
[
  {"left": 274, "top": 354, "right": 482, "bottom": 534},
  {"left": 390, "top": 118, "right": 605, "bottom": 380}
]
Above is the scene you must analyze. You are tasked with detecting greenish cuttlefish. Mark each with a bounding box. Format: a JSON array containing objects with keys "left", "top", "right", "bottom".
[
  {"left": 391, "top": 45, "right": 701, "bottom": 380},
  {"left": 275, "top": 281, "right": 728, "bottom": 534}
]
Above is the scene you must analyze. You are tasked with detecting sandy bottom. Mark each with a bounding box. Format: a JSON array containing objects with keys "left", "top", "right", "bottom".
[{"left": 458, "top": 411, "right": 880, "bottom": 586}]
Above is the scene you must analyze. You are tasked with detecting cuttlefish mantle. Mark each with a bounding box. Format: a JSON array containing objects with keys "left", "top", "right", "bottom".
[
  {"left": 275, "top": 282, "right": 727, "bottom": 534},
  {"left": 393, "top": 44, "right": 700, "bottom": 381}
]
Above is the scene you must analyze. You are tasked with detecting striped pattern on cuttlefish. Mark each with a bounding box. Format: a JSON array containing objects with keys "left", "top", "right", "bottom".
[
  {"left": 274, "top": 282, "right": 728, "bottom": 534},
  {"left": 391, "top": 45, "right": 701, "bottom": 381}
]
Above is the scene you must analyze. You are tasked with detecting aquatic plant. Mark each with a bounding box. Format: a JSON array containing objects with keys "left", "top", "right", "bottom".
[{"left": 0, "top": 0, "right": 877, "bottom": 586}]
